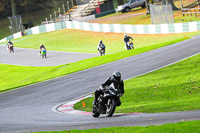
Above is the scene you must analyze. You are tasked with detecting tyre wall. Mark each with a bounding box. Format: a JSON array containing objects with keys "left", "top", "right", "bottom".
[{"left": 1, "top": 21, "right": 200, "bottom": 43}]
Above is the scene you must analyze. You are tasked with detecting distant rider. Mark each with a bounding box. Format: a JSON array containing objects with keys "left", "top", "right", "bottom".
[
  {"left": 39, "top": 43, "right": 46, "bottom": 55},
  {"left": 97, "top": 40, "right": 106, "bottom": 56},
  {"left": 93, "top": 71, "right": 124, "bottom": 106},
  {"left": 7, "top": 40, "right": 14, "bottom": 52},
  {"left": 124, "top": 34, "right": 133, "bottom": 50}
]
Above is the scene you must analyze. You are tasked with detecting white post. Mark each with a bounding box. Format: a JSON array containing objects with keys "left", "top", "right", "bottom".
[
  {"left": 46, "top": 17, "right": 48, "bottom": 24},
  {"left": 63, "top": 4, "right": 66, "bottom": 14},
  {"left": 50, "top": 14, "right": 52, "bottom": 21},
  {"left": 54, "top": 11, "right": 56, "bottom": 22},
  {"left": 67, "top": 1, "right": 69, "bottom": 11},
  {"left": 71, "top": 0, "right": 74, "bottom": 7}
]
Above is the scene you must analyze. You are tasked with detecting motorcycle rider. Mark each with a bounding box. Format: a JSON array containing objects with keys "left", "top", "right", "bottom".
[
  {"left": 124, "top": 34, "right": 133, "bottom": 50},
  {"left": 7, "top": 40, "right": 14, "bottom": 52},
  {"left": 93, "top": 71, "right": 124, "bottom": 106},
  {"left": 97, "top": 40, "right": 106, "bottom": 56},
  {"left": 39, "top": 43, "right": 46, "bottom": 55}
]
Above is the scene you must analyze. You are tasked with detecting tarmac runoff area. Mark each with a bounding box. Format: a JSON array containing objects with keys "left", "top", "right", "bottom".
[{"left": 0, "top": 46, "right": 99, "bottom": 66}]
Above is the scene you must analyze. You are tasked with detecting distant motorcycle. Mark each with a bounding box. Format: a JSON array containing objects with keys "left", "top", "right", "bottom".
[
  {"left": 8, "top": 44, "right": 14, "bottom": 53},
  {"left": 40, "top": 48, "right": 46, "bottom": 58},
  {"left": 98, "top": 47, "right": 105, "bottom": 56},
  {"left": 92, "top": 85, "right": 122, "bottom": 117},
  {"left": 125, "top": 41, "right": 134, "bottom": 50}
]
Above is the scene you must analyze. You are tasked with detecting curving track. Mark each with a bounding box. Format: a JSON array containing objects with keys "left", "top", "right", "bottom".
[
  {"left": 0, "top": 46, "right": 98, "bottom": 66},
  {"left": 0, "top": 36, "right": 200, "bottom": 133}
]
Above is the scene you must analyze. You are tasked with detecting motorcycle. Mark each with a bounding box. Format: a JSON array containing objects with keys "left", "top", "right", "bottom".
[
  {"left": 92, "top": 85, "right": 122, "bottom": 117},
  {"left": 40, "top": 48, "right": 46, "bottom": 58},
  {"left": 125, "top": 41, "right": 134, "bottom": 50},
  {"left": 98, "top": 47, "right": 105, "bottom": 56},
  {"left": 8, "top": 44, "right": 14, "bottom": 53}
]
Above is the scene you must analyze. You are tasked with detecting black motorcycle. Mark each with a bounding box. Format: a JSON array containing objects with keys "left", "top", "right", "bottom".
[{"left": 92, "top": 85, "right": 122, "bottom": 117}]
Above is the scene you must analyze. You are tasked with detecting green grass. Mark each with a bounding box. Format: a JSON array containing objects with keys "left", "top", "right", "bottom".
[
  {"left": 35, "top": 120, "right": 200, "bottom": 133},
  {"left": 4, "top": 29, "right": 200, "bottom": 53},
  {"left": 74, "top": 53, "right": 200, "bottom": 113},
  {"left": 0, "top": 35, "right": 193, "bottom": 93},
  {"left": 0, "top": 0, "right": 199, "bottom": 40}
]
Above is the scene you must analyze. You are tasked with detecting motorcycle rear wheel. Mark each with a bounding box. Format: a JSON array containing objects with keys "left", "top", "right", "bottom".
[{"left": 106, "top": 99, "right": 116, "bottom": 117}]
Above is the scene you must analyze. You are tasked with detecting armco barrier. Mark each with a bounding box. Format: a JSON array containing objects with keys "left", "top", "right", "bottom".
[{"left": 1, "top": 21, "right": 200, "bottom": 43}]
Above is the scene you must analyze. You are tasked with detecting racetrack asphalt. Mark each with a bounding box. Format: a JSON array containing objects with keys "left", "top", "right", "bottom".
[
  {"left": 0, "top": 36, "right": 200, "bottom": 133},
  {"left": 0, "top": 46, "right": 98, "bottom": 66}
]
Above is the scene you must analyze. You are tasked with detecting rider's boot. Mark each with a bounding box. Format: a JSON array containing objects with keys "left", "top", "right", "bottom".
[{"left": 93, "top": 98, "right": 97, "bottom": 106}]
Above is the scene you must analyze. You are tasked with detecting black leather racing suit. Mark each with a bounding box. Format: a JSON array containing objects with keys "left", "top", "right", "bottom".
[
  {"left": 124, "top": 36, "right": 133, "bottom": 44},
  {"left": 94, "top": 77, "right": 124, "bottom": 106}
]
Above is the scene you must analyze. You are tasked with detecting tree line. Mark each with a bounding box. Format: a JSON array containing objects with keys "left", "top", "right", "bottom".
[
  {"left": 0, "top": 0, "right": 179, "bottom": 19},
  {"left": 0, "top": 0, "right": 56, "bottom": 18}
]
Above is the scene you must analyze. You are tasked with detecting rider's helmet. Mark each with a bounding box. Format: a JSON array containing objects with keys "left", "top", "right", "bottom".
[
  {"left": 112, "top": 71, "right": 121, "bottom": 82},
  {"left": 40, "top": 43, "right": 43, "bottom": 46},
  {"left": 124, "top": 34, "right": 127, "bottom": 37},
  {"left": 99, "top": 40, "right": 102, "bottom": 43}
]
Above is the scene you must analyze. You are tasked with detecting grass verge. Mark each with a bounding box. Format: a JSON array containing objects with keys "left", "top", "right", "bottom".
[
  {"left": 0, "top": 36, "right": 191, "bottom": 93},
  {"left": 35, "top": 120, "right": 200, "bottom": 133},
  {"left": 4, "top": 29, "right": 200, "bottom": 53},
  {"left": 74, "top": 53, "right": 200, "bottom": 113}
]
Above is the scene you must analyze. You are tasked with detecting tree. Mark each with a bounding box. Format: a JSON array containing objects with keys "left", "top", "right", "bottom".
[
  {"left": 162, "top": 0, "right": 178, "bottom": 10},
  {"left": 117, "top": 0, "right": 124, "bottom": 6},
  {"left": 145, "top": 0, "right": 154, "bottom": 14},
  {"left": 11, "top": 0, "right": 17, "bottom": 16}
]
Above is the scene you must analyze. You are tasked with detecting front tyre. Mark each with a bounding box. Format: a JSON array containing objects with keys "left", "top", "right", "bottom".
[
  {"left": 92, "top": 104, "right": 100, "bottom": 117},
  {"left": 106, "top": 99, "right": 116, "bottom": 117}
]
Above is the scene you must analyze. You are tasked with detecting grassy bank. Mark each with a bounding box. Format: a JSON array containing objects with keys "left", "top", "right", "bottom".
[
  {"left": 74, "top": 53, "right": 200, "bottom": 113},
  {"left": 4, "top": 29, "right": 200, "bottom": 53},
  {"left": 35, "top": 120, "right": 200, "bottom": 133},
  {"left": 0, "top": 35, "right": 191, "bottom": 93}
]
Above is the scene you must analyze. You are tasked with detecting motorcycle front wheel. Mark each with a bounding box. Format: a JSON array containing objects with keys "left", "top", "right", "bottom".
[
  {"left": 106, "top": 99, "right": 116, "bottom": 117},
  {"left": 92, "top": 104, "right": 100, "bottom": 117}
]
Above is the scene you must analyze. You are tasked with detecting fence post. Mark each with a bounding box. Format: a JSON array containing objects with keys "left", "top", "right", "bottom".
[
  {"left": 54, "top": 11, "right": 57, "bottom": 22},
  {"left": 71, "top": 0, "right": 74, "bottom": 7},
  {"left": 59, "top": 8, "right": 61, "bottom": 15},
  {"left": 67, "top": 1, "right": 69, "bottom": 11},
  {"left": 63, "top": 4, "right": 66, "bottom": 14},
  {"left": 50, "top": 14, "right": 52, "bottom": 21},
  {"left": 46, "top": 17, "right": 48, "bottom": 24}
]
